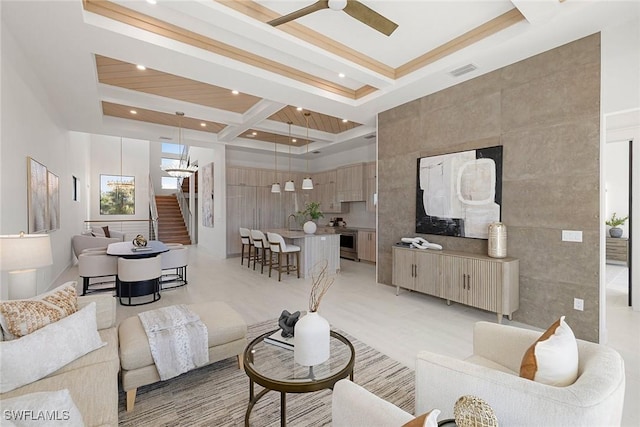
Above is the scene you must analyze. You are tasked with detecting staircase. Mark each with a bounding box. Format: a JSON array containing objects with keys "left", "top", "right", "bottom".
[{"left": 155, "top": 195, "right": 191, "bottom": 245}]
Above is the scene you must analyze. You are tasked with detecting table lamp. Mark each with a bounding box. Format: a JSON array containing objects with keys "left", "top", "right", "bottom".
[{"left": 0, "top": 232, "right": 53, "bottom": 300}]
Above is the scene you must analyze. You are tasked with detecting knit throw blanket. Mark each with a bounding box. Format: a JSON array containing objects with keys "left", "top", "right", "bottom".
[{"left": 138, "top": 305, "right": 209, "bottom": 381}]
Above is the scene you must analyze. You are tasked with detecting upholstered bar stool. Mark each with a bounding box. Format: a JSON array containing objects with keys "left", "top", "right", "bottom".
[
  {"left": 266, "top": 232, "right": 301, "bottom": 281},
  {"left": 160, "top": 244, "right": 189, "bottom": 289},
  {"left": 78, "top": 251, "right": 118, "bottom": 295},
  {"left": 116, "top": 256, "right": 162, "bottom": 306},
  {"left": 239, "top": 227, "right": 252, "bottom": 267},
  {"left": 250, "top": 229, "right": 269, "bottom": 274}
]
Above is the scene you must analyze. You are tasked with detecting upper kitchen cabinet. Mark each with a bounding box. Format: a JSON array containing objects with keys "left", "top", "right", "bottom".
[{"left": 336, "top": 163, "right": 365, "bottom": 202}]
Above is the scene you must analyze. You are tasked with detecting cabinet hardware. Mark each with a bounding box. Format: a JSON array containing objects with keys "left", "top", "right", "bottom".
[{"left": 467, "top": 274, "right": 471, "bottom": 290}]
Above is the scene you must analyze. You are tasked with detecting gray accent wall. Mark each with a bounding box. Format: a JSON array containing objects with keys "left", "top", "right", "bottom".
[{"left": 378, "top": 34, "right": 601, "bottom": 342}]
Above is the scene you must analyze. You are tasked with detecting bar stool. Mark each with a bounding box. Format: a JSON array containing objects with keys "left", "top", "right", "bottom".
[
  {"left": 239, "top": 227, "right": 252, "bottom": 267},
  {"left": 116, "top": 256, "right": 162, "bottom": 306},
  {"left": 250, "top": 229, "right": 269, "bottom": 274},
  {"left": 266, "top": 232, "right": 301, "bottom": 281},
  {"left": 78, "top": 250, "right": 118, "bottom": 295}
]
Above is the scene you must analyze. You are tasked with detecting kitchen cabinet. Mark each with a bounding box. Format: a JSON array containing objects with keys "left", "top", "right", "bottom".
[
  {"left": 336, "top": 163, "right": 365, "bottom": 202},
  {"left": 392, "top": 246, "right": 519, "bottom": 323},
  {"left": 312, "top": 169, "right": 343, "bottom": 213},
  {"left": 357, "top": 230, "right": 377, "bottom": 263},
  {"left": 365, "top": 162, "right": 376, "bottom": 212}
]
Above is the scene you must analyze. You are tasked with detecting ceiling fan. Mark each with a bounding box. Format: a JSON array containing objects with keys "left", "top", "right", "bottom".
[{"left": 267, "top": 0, "right": 398, "bottom": 36}]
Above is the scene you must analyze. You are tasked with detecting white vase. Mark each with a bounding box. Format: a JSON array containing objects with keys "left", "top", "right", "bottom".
[
  {"left": 303, "top": 220, "right": 317, "bottom": 234},
  {"left": 294, "top": 311, "right": 330, "bottom": 366}
]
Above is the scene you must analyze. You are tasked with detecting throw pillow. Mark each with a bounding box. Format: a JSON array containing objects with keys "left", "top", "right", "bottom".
[
  {"left": 0, "top": 282, "right": 78, "bottom": 340},
  {"left": 401, "top": 409, "right": 440, "bottom": 427},
  {"left": 0, "top": 389, "right": 85, "bottom": 426},
  {"left": 102, "top": 226, "right": 111, "bottom": 238},
  {"left": 0, "top": 302, "right": 106, "bottom": 393},
  {"left": 520, "top": 315, "right": 579, "bottom": 386}
]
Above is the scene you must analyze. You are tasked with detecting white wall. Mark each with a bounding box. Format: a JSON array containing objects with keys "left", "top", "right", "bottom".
[
  {"left": 311, "top": 142, "right": 376, "bottom": 171},
  {"left": 604, "top": 141, "right": 630, "bottom": 237},
  {"left": 190, "top": 144, "right": 227, "bottom": 259},
  {"left": 89, "top": 135, "right": 150, "bottom": 227},
  {"left": 1, "top": 25, "right": 91, "bottom": 297}
]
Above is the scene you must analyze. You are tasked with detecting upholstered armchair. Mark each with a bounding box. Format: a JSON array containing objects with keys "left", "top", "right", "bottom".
[{"left": 332, "top": 321, "right": 625, "bottom": 426}]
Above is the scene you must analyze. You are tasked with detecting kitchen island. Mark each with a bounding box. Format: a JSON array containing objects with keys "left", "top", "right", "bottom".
[{"left": 265, "top": 229, "right": 340, "bottom": 278}]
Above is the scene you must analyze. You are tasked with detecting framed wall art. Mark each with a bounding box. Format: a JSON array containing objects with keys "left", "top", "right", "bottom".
[
  {"left": 416, "top": 146, "right": 503, "bottom": 239},
  {"left": 48, "top": 171, "right": 60, "bottom": 231},
  {"left": 27, "top": 157, "right": 49, "bottom": 233},
  {"left": 202, "top": 163, "right": 214, "bottom": 227}
]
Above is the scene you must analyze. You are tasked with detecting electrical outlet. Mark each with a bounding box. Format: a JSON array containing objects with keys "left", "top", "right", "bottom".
[{"left": 574, "top": 298, "right": 584, "bottom": 311}]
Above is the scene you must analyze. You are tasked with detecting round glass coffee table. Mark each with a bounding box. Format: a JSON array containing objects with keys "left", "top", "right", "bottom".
[{"left": 243, "top": 330, "right": 355, "bottom": 427}]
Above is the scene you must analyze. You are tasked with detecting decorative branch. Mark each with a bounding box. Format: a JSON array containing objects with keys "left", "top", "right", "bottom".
[{"left": 309, "top": 259, "right": 335, "bottom": 312}]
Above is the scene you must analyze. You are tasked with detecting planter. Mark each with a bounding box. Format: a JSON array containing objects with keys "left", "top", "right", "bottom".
[
  {"left": 609, "top": 227, "right": 623, "bottom": 238},
  {"left": 294, "top": 311, "right": 330, "bottom": 366},
  {"left": 303, "top": 220, "right": 317, "bottom": 234}
]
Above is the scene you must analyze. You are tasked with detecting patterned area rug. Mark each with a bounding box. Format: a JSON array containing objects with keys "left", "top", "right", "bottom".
[{"left": 118, "top": 318, "right": 415, "bottom": 426}]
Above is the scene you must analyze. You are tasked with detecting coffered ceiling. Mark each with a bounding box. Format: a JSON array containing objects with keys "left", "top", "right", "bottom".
[{"left": 2, "top": 0, "right": 638, "bottom": 157}]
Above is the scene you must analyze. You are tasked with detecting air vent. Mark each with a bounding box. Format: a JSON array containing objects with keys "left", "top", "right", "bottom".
[
  {"left": 364, "top": 134, "right": 376, "bottom": 140},
  {"left": 159, "top": 136, "right": 172, "bottom": 140},
  {"left": 449, "top": 63, "right": 478, "bottom": 77},
  {"left": 312, "top": 150, "right": 321, "bottom": 154}
]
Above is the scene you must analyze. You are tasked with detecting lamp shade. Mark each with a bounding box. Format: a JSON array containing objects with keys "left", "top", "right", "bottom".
[
  {"left": 0, "top": 234, "right": 53, "bottom": 271},
  {"left": 302, "top": 177, "right": 314, "bottom": 190},
  {"left": 284, "top": 180, "right": 295, "bottom": 192},
  {"left": 271, "top": 183, "right": 281, "bottom": 193}
]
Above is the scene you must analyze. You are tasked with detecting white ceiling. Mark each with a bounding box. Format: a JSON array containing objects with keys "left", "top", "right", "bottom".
[{"left": 2, "top": 0, "right": 639, "bottom": 158}]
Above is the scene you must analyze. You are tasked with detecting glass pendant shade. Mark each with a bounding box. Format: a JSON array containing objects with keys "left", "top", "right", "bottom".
[
  {"left": 284, "top": 180, "right": 295, "bottom": 192},
  {"left": 162, "top": 112, "right": 196, "bottom": 178},
  {"left": 271, "top": 183, "right": 281, "bottom": 193},
  {"left": 302, "top": 177, "right": 314, "bottom": 190}
]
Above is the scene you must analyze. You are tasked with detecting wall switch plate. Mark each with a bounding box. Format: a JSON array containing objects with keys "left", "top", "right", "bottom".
[
  {"left": 562, "top": 230, "right": 583, "bottom": 242},
  {"left": 574, "top": 298, "right": 584, "bottom": 311}
]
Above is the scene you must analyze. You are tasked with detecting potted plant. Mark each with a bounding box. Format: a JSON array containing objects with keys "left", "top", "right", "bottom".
[
  {"left": 606, "top": 212, "right": 628, "bottom": 238},
  {"left": 299, "top": 201, "right": 324, "bottom": 234}
]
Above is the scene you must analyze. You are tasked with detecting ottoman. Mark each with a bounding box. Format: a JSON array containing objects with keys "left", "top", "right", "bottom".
[{"left": 118, "top": 301, "right": 247, "bottom": 411}]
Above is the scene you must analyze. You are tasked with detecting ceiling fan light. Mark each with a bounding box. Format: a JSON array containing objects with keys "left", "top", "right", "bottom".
[
  {"left": 271, "top": 183, "right": 281, "bottom": 193},
  {"left": 328, "top": 0, "right": 347, "bottom": 11},
  {"left": 302, "top": 177, "right": 314, "bottom": 190},
  {"left": 284, "top": 181, "right": 295, "bottom": 192}
]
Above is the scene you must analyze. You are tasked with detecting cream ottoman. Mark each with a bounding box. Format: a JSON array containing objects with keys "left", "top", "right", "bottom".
[{"left": 118, "top": 301, "right": 247, "bottom": 411}]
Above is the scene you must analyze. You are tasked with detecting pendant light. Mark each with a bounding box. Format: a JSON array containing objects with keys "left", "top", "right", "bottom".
[
  {"left": 271, "top": 133, "right": 281, "bottom": 193},
  {"left": 284, "top": 121, "right": 296, "bottom": 192},
  {"left": 302, "top": 112, "right": 314, "bottom": 190},
  {"left": 161, "top": 112, "right": 197, "bottom": 178}
]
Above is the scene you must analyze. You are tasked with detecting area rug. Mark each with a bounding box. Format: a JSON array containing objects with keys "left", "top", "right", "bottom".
[{"left": 118, "top": 319, "right": 415, "bottom": 426}]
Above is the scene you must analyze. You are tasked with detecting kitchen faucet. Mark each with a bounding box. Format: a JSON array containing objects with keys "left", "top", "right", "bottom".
[{"left": 287, "top": 214, "right": 297, "bottom": 230}]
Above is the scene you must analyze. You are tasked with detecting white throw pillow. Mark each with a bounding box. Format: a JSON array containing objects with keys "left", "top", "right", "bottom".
[
  {"left": 0, "top": 389, "right": 85, "bottom": 426},
  {"left": 0, "top": 302, "right": 105, "bottom": 393},
  {"left": 520, "top": 316, "right": 579, "bottom": 386}
]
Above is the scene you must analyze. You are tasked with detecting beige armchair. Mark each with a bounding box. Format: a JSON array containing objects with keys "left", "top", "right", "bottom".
[{"left": 332, "top": 322, "right": 626, "bottom": 426}]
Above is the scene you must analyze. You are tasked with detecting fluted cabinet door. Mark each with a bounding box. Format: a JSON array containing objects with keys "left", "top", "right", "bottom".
[
  {"left": 415, "top": 250, "right": 440, "bottom": 296},
  {"left": 392, "top": 248, "right": 415, "bottom": 290},
  {"left": 226, "top": 185, "right": 257, "bottom": 255}
]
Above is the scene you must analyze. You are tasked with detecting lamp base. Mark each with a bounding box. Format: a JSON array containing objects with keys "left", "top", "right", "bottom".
[{"left": 8, "top": 269, "right": 38, "bottom": 300}]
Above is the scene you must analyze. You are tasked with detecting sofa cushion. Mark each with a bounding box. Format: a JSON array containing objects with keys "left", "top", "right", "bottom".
[
  {"left": 0, "top": 389, "right": 84, "bottom": 427},
  {"left": 520, "top": 316, "right": 578, "bottom": 386},
  {"left": 0, "top": 303, "right": 105, "bottom": 393},
  {"left": 0, "top": 282, "right": 77, "bottom": 340}
]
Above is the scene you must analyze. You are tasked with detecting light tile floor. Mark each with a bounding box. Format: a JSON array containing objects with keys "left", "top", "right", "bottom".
[{"left": 56, "top": 249, "right": 639, "bottom": 426}]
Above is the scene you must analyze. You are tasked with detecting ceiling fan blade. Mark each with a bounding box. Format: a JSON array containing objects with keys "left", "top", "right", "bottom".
[
  {"left": 343, "top": 0, "right": 398, "bottom": 36},
  {"left": 267, "top": 0, "right": 329, "bottom": 27}
]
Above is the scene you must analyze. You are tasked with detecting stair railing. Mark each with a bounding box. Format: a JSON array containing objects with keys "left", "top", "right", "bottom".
[
  {"left": 176, "top": 179, "right": 193, "bottom": 243},
  {"left": 149, "top": 176, "right": 159, "bottom": 240}
]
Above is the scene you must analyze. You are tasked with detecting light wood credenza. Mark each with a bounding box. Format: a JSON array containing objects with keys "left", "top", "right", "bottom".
[
  {"left": 606, "top": 237, "right": 629, "bottom": 266},
  {"left": 392, "top": 245, "right": 519, "bottom": 323}
]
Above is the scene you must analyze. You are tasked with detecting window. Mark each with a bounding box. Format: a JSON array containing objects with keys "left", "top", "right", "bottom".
[
  {"left": 161, "top": 157, "right": 179, "bottom": 168},
  {"left": 100, "top": 175, "right": 135, "bottom": 215},
  {"left": 162, "top": 177, "right": 178, "bottom": 190},
  {"left": 161, "top": 143, "right": 182, "bottom": 155}
]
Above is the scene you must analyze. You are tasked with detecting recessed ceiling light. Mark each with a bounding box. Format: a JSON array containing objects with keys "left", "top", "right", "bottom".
[
  {"left": 136, "top": 64, "right": 146, "bottom": 71},
  {"left": 200, "top": 123, "right": 206, "bottom": 127},
  {"left": 342, "top": 119, "right": 348, "bottom": 123},
  {"left": 296, "top": 107, "right": 303, "bottom": 111},
  {"left": 130, "top": 110, "right": 137, "bottom": 115},
  {"left": 252, "top": 131, "right": 257, "bottom": 136},
  {"left": 291, "top": 138, "right": 297, "bottom": 143},
  {"left": 231, "top": 90, "right": 239, "bottom": 95},
  {"left": 338, "top": 73, "right": 345, "bottom": 78}
]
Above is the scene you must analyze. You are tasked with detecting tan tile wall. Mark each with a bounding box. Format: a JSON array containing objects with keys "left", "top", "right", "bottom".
[{"left": 378, "top": 34, "right": 601, "bottom": 341}]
